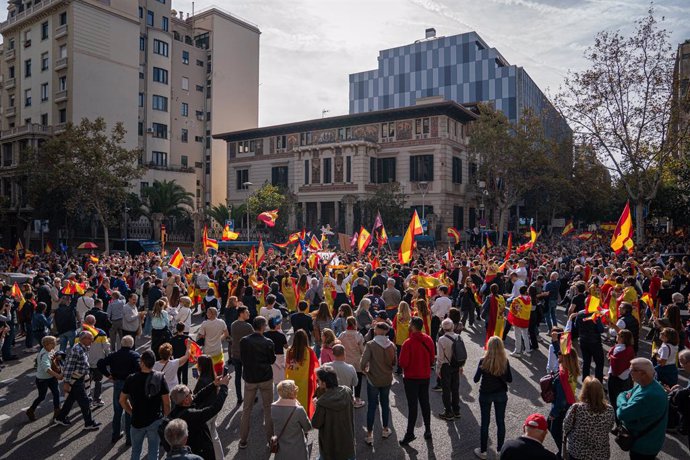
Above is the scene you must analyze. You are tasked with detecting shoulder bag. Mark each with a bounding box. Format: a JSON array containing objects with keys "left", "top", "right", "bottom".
[
  {"left": 270, "top": 406, "right": 297, "bottom": 454},
  {"left": 614, "top": 408, "right": 667, "bottom": 452}
]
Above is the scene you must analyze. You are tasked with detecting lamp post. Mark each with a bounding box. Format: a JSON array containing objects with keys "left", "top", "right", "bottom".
[
  {"left": 418, "top": 181, "right": 429, "bottom": 234},
  {"left": 243, "top": 181, "right": 253, "bottom": 241},
  {"left": 124, "top": 206, "right": 130, "bottom": 254}
]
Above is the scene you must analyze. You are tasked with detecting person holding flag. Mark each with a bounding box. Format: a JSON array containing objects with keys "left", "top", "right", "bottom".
[
  {"left": 548, "top": 348, "right": 580, "bottom": 459},
  {"left": 481, "top": 284, "right": 506, "bottom": 347}
]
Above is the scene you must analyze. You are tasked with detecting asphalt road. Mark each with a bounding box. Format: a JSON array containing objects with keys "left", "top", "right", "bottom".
[{"left": 1, "top": 310, "right": 688, "bottom": 460}]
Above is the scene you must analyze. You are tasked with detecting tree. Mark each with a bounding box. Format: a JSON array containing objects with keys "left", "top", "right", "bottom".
[
  {"left": 567, "top": 146, "right": 623, "bottom": 224},
  {"left": 556, "top": 7, "right": 689, "bottom": 243},
  {"left": 206, "top": 203, "right": 231, "bottom": 227},
  {"left": 24, "top": 118, "right": 144, "bottom": 254},
  {"left": 468, "top": 104, "right": 550, "bottom": 245},
  {"left": 361, "top": 182, "right": 408, "bottom": 235},
  {"left": 247, "top": 183, "right": 294, "bottom": 236},
  {"left": 141, "top": 179, "right": 194, "bottom": 220}
]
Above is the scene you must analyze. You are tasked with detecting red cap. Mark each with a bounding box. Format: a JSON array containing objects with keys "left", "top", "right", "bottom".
[{"left": 524, "top": 413, "right": 548, "bottom": 431}]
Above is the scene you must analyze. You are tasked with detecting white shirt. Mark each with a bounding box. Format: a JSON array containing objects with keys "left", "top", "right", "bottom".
[
  {"left": 153, "top": 358, "right": 181, "bottom": 389},
  {"left": 260, "top": 306, "right": 282, "bottom": 323},
  {"left": 431, "top": 296, "right": 452, "bottom": 319},
  {"left": 176, "top": 306, "right": 193, "bottom": 333},
  {"left": 658, "top": 342, "right": 678, "bottom": 364},
  {"left": 76, "top": 295, "right": 94, "bottom": 321},
  {"left": 198, "top": 318, "right": 227, "bottom": 356},
  {"left": 509, "top": 279, "right": 525, "bottom": 300}
]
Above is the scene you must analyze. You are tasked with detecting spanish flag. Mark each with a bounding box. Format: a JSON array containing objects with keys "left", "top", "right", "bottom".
[
  {"left": 90, "top": 255, "right": 100, "bottom": 264},
  {"left": 357, "top": 227, "right": 372, "bottom": 253},
  {"left": 221, "top": 224, "right": 239, "bottom": 241},
  {"left": 61, "top": 282, "right": 77, "bottom": 295},
  {"left": 498, "top": 232, "right": 513, "bottom": 272},
  {"left": 257, "top": 209, "right": 279, "bottom": 227},
  {"left": 398, "top": 210, "right": 423, "bottom": 264},
  {"left": 486, "top": 236, "right": 493, "bottom": 249},
  {"left": 207, "top": 280, "right": 220, "bottom": 298},
  {"left": 257, "top": 238, "right": 266, "bottom": 265},
  {"left": 307, "top": 252, "right": 320, "bottom": 270},
  {"left": 562, "top": 220, "right": 574, "bottom": 236},
  {"left": 11, "top": 282, "right": 27, "bottom": 311},
  {"left": 168, "top": 248, "right": 184, "bottom": 273},
  {"left": 202, "top": 226, "right": 218, "bottom": 253},
  {"left": 640, "top": 292, "right": 655, "bottom": 316},
  {"left": 560, "top": 319, "right": 573, "bottom": 355},
  {"left": 485, "top": 295, "right": 506, "bottom": 347},
  {"left": 447, "top": 227, "right": 461, "bottom": 245},
  {"left": 611, "top": 201, "right": 634, "bottom": 254},
  {"left": 585, "top": 295, "right": 601, "bottom": 314},
  {"left": 576, "top": 232, "right": 593, "bottom": 241},
  {"left": 530, "top": 226, "right": 538, "bottom": 244},
  {"left": 44, "top": 241, "right": 53, "bottom": 254},
  {"left": 369, "top": 252, "right": 380, "bottom": 270},
  {"left": 186, "top": 339, "right": 203, "bottom": 364},
  {"left": 600, "top": 221, "right": 617, "bottom": 231},
  {"left": 308, "top": 235, "right": 322, "bottom": 252}
]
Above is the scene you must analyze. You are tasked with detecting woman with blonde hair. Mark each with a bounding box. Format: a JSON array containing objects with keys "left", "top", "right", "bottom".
[
  {"left": 392, "top": 301, "right": 412, "bottom": 374},
  {"left": 472, "top": 336, "right": 512, "bottom": 459},
  {"left": 415, "top": 299, "right": 432, "bottom": 336},
  {"left": 285, "top": 329, "right": 318, "bottom": 417},
  {"left": 176, "top": 296, "right": 193, "bottom": 334},
  {"left": 562, "top": 376, "right": 615, "bottom": 460},
  {"left": 271, "top": 380, "right": 312, "bottom": 460},
  {"left": 355, "top": 297, "right": 373, "bottom": 333}
]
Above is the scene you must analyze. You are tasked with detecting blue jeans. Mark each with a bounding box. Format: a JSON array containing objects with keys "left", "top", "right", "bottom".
[
  {"left": 113, "top": 380, "right": 132, "bottom": 441},
  {"left": 544, "top": 299, "right": 557, "bottom": 330},
  {"left": 130, "top": 418, "right": 162, "bottom": 460},
  {"left": 1, "top": 324, "right": 15, "bottom": 358},
  {"left": 58, "top": 329, "right": 75, "bottom": 352},
  {"left": 479, "top": 391, "right": 507, "bottom": 452},
  {"left": 366, "top": 382, "right": 391, "bottom": 432},
  {"left": 143, "top": 313, "right": 152, "bottom": 336}
]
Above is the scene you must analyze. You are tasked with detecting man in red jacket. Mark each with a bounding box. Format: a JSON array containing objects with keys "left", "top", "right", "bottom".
[{"left": 398, "top": 316, "right": 436, "bottom": 446}]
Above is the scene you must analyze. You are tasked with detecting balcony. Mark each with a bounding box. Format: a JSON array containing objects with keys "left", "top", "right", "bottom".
[
  {"left": 55, "top": 24, "right": 68, "bottom": 39},
  {"left": 5, "top": 78, "right": 15, "bottom": 90},
  {"left": 0, "top": 0, "right": 63, "bottom": 34},
  {"left": 147, "top": 162, "right": 196, "bottom": 174},
  {"left": 5, "top": 106, "right": 16, "bottom": 117},
  {"left": 0, "top": 123, "right": 53, "bottom": 140},
  {"left": 4, "top": 48, "right": 15, "bottom": 61},
  {"left": 54, "top": 57, "right": 68, "bottom": 70},
  {"left": 54, "top": 90, "right": 68, "bottom": 102}
]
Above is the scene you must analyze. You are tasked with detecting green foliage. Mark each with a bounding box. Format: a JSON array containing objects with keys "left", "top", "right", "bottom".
[
  {"left": 141, "top": 179, "right": 194, "bottom": 219},
  {"left": 247, "top": 183, "right": 295, "bottom": 232},
  {"left": 206, "top": 203, "right": 231, "bottom": 227},
  {"left": 23, "top": 117, "right": 144, "bottom": 253},
  {"left": 362, "top": 182, "right": 408, "bottom": 234},
  {"left": 650, "top": 158, "right": 690, "bottom": 225}
]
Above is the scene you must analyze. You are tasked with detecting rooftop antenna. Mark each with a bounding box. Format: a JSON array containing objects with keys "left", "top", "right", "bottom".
[{"left": 322, "top": 109, "right": 330, "bottom": 118}]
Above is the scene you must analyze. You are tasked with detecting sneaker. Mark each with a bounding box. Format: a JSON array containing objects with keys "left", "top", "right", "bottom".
[
  {"left": 399, "top": 434, "right": 416, "bottom": 446},
  {"left": 238, "top": 440, "right": 248, "bottom": 449},
  {"left": 524, "top": 351, "right": 532, "bottom": 357},
  {"left": 473, "top": 448, "right": 488, "bottom": 459},
  {"left": 510, "top": 351, "right": 522, "bottom": 356},
  {"left": 453, "top": 412, "right": 461, "bottom": 419},
  {"left": 91, "top": 399, "right": 105, "bottom": 408},
  {"left": 54, "top": 418, "right": 71, "bottom": 427},
  {"left": 382, "top": 427, "right": 392, "bottom": 438},
  {"left": 354, "top": 399, "right": 366, "bottom": 408},
  {"left": 438, "top": 411, "right": 455, "bottom": 421},
  {"left": 423, "top": 430, "right": 432, "bottom": 440},
  {"left": 431, "top": 385, "right": 443, "bottom": 392},
  {"left": 84, "top": 422, "right": 101, "bottom": 431},
  {"left": 365, "top": 433, "right": 374, "bottom": 446},
  {"left": 26, "top": 408, "right": 36, "bottom": 422}
]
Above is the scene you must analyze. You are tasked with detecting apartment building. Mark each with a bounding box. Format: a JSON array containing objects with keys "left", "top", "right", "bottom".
[
  {"left": 0, "top": 0, "right": 259, "bottom": 245},
  {"left": 214, "top": 99, "right": 480, "bottom": 239},
  {"left": 671, "top": 39, "right": 690, "bottom": 158}
]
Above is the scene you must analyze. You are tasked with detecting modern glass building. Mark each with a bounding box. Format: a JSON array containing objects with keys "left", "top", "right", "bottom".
[{"left": 349, "top": 30, "right": 571, "bottom": 143}]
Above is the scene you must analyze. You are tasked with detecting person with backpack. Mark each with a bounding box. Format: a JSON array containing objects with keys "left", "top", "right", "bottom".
[
  {"left": 436, "top": 318, "right": 466, "bottom": 421},
  {"left": 473, "top": 336, "right": 513, "bottom": 459},
  {"left": 360, "top": 321, "right": 397, "bottom": 446},
  {"left": 166, "top": 373, "right": 230, "bottom": 460},
  {"left": 119, "top": 350, "right": 171, "bottom": 460}
]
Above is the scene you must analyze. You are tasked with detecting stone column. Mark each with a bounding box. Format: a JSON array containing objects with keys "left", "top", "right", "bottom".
[
  {"left": 343, "top": 195, "right": 356, "bottom": 236},
  {"left": 287, "top": 202, "right": 297, "bottom": 231},
  {"left": 334, "top": 201, "right": 340, "bottom": 231},
  {"left": 193, "top": 211, "right": 203, "bottom": 254},
  {"left": 316, "top": 202, "right": 322, "bottom": 227}
]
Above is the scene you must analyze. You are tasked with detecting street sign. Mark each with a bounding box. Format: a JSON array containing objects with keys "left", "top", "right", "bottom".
[
  {"left": 421, "top": 218, "right": 428, "bottom": 231},
  {"left": 227, "top": 219, "right": 235, "bottom": 230}
]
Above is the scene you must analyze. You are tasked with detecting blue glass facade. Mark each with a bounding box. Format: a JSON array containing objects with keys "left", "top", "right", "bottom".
[{"left": 349, "top": 31, "right": 571, "bottom": 142}]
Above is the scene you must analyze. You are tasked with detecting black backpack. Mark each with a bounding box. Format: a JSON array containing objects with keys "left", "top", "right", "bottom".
[{"left": 449, "top": 335, "right": 467, "bottom": 368}]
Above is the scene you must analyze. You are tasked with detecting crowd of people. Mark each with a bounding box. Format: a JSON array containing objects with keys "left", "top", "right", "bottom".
[{"left": 0, "top": 231, "right": 689, "bottom": 460}]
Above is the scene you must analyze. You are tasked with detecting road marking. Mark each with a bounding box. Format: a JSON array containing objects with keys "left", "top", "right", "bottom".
[
  {"left": 0, "top": 414, "right": 9, "bottom": 422},
  {"left": 25, "top": 373, "right": 36, "bottom": 378},
  {"left": 0, "top": 378, "right": 17, "bottom": 385}
]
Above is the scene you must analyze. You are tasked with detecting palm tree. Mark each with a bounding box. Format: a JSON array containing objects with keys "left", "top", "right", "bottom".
[
  {"left": 206, "top": 203, "right": 231, "bottom": 227},
  {"left": 141, "top": 180, "right": 194, "bottom": 219}
]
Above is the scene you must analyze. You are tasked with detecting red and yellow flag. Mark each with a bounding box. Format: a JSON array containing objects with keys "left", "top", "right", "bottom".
[
  {"left": 257, "top": 238, "right": 266, "bottom": 265},
  {"left": 168, "top": 248, "right": 184, "bottom": 273},
  {"left": 369, "top": 252, "right": 380, "bottom": 270},
  {"left": 307, "top": 252, "right": 320, "bottom": 270},
  {"left": 447, "top": 227, "right": 461, "bottom": 245},
  {"left": 15, "top": 239, "right": 23, "bottom": 251},
  {"left": 562, "top": 220, "right": 574, "bottom": 236},
  {"left": 308, "top": 235, "right": 322, "bottom": 252},
  {"left": 44, "top": 241, "right": 53, "bottom": 254},
  {"left": 90, "top": 255, "right": 100, "bottom": 264},
  {"left": 221, "top": 224, "right": 239, "bottom": 241},
  {"left": 202, "top": 226, "right": 218, "bottom": 253},
  {"left": 398, "top": 210, "right": 423, "bottom": 264},
  {"left": 186, "top": 339, "right": 203, "bottom": 364},
  {"left": 257, "top": 209, "right": 279, "bottom": 227},
  {"left": 585, "top": 295, "right": 601, "bottom": 314},
  {"left": 357, "top": 227, "right": 372, "bottom": 253},
  {"left": 611, "top": 201, "right": 634, "bottom": 254},
  {"left": 576, "top": 232, "right": 593, "bottom": 241}
]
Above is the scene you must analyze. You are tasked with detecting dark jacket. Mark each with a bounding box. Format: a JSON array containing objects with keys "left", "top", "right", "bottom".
[
  {"left": 87, "top": 307, "right": 111, "bottom": 334},
  {"left": 474, "top": 358, "right": 513, "bottom": 394},
  {"left": 573, "top": 311, "right": 604, "bottom": 344},
  {"left": 312, "top": 386, "right": 355, "bottom": 460},
  {"left": 97, "top": 346, "right": 141, "bottom": 381},
  {"left": 148, "top": 286, "right": 164, "bottom": 311},
  {"left": 168, "top": 383, "right": 228, "bottom": 460},
  {"left": 54, "top": 304, "right": 78, "bottom": 335},
  {"left": 239, "top": 332, "right": 276, "bottom": 383}
]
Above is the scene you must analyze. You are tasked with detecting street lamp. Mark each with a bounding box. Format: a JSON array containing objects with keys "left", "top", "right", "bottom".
[
  {"left": 418, "top": 181, "right": 429, "bottom": 234},
  {"left": 124, "top": 206, "right": 130, "bottom": 254},
  {"left": 243, "top": 181, "right": 253, "bottom": 241}
]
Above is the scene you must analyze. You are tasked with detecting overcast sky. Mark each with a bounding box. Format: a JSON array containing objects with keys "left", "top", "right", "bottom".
[{"left": 3, "top": 0, "right": 689, "bottom": 127}]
